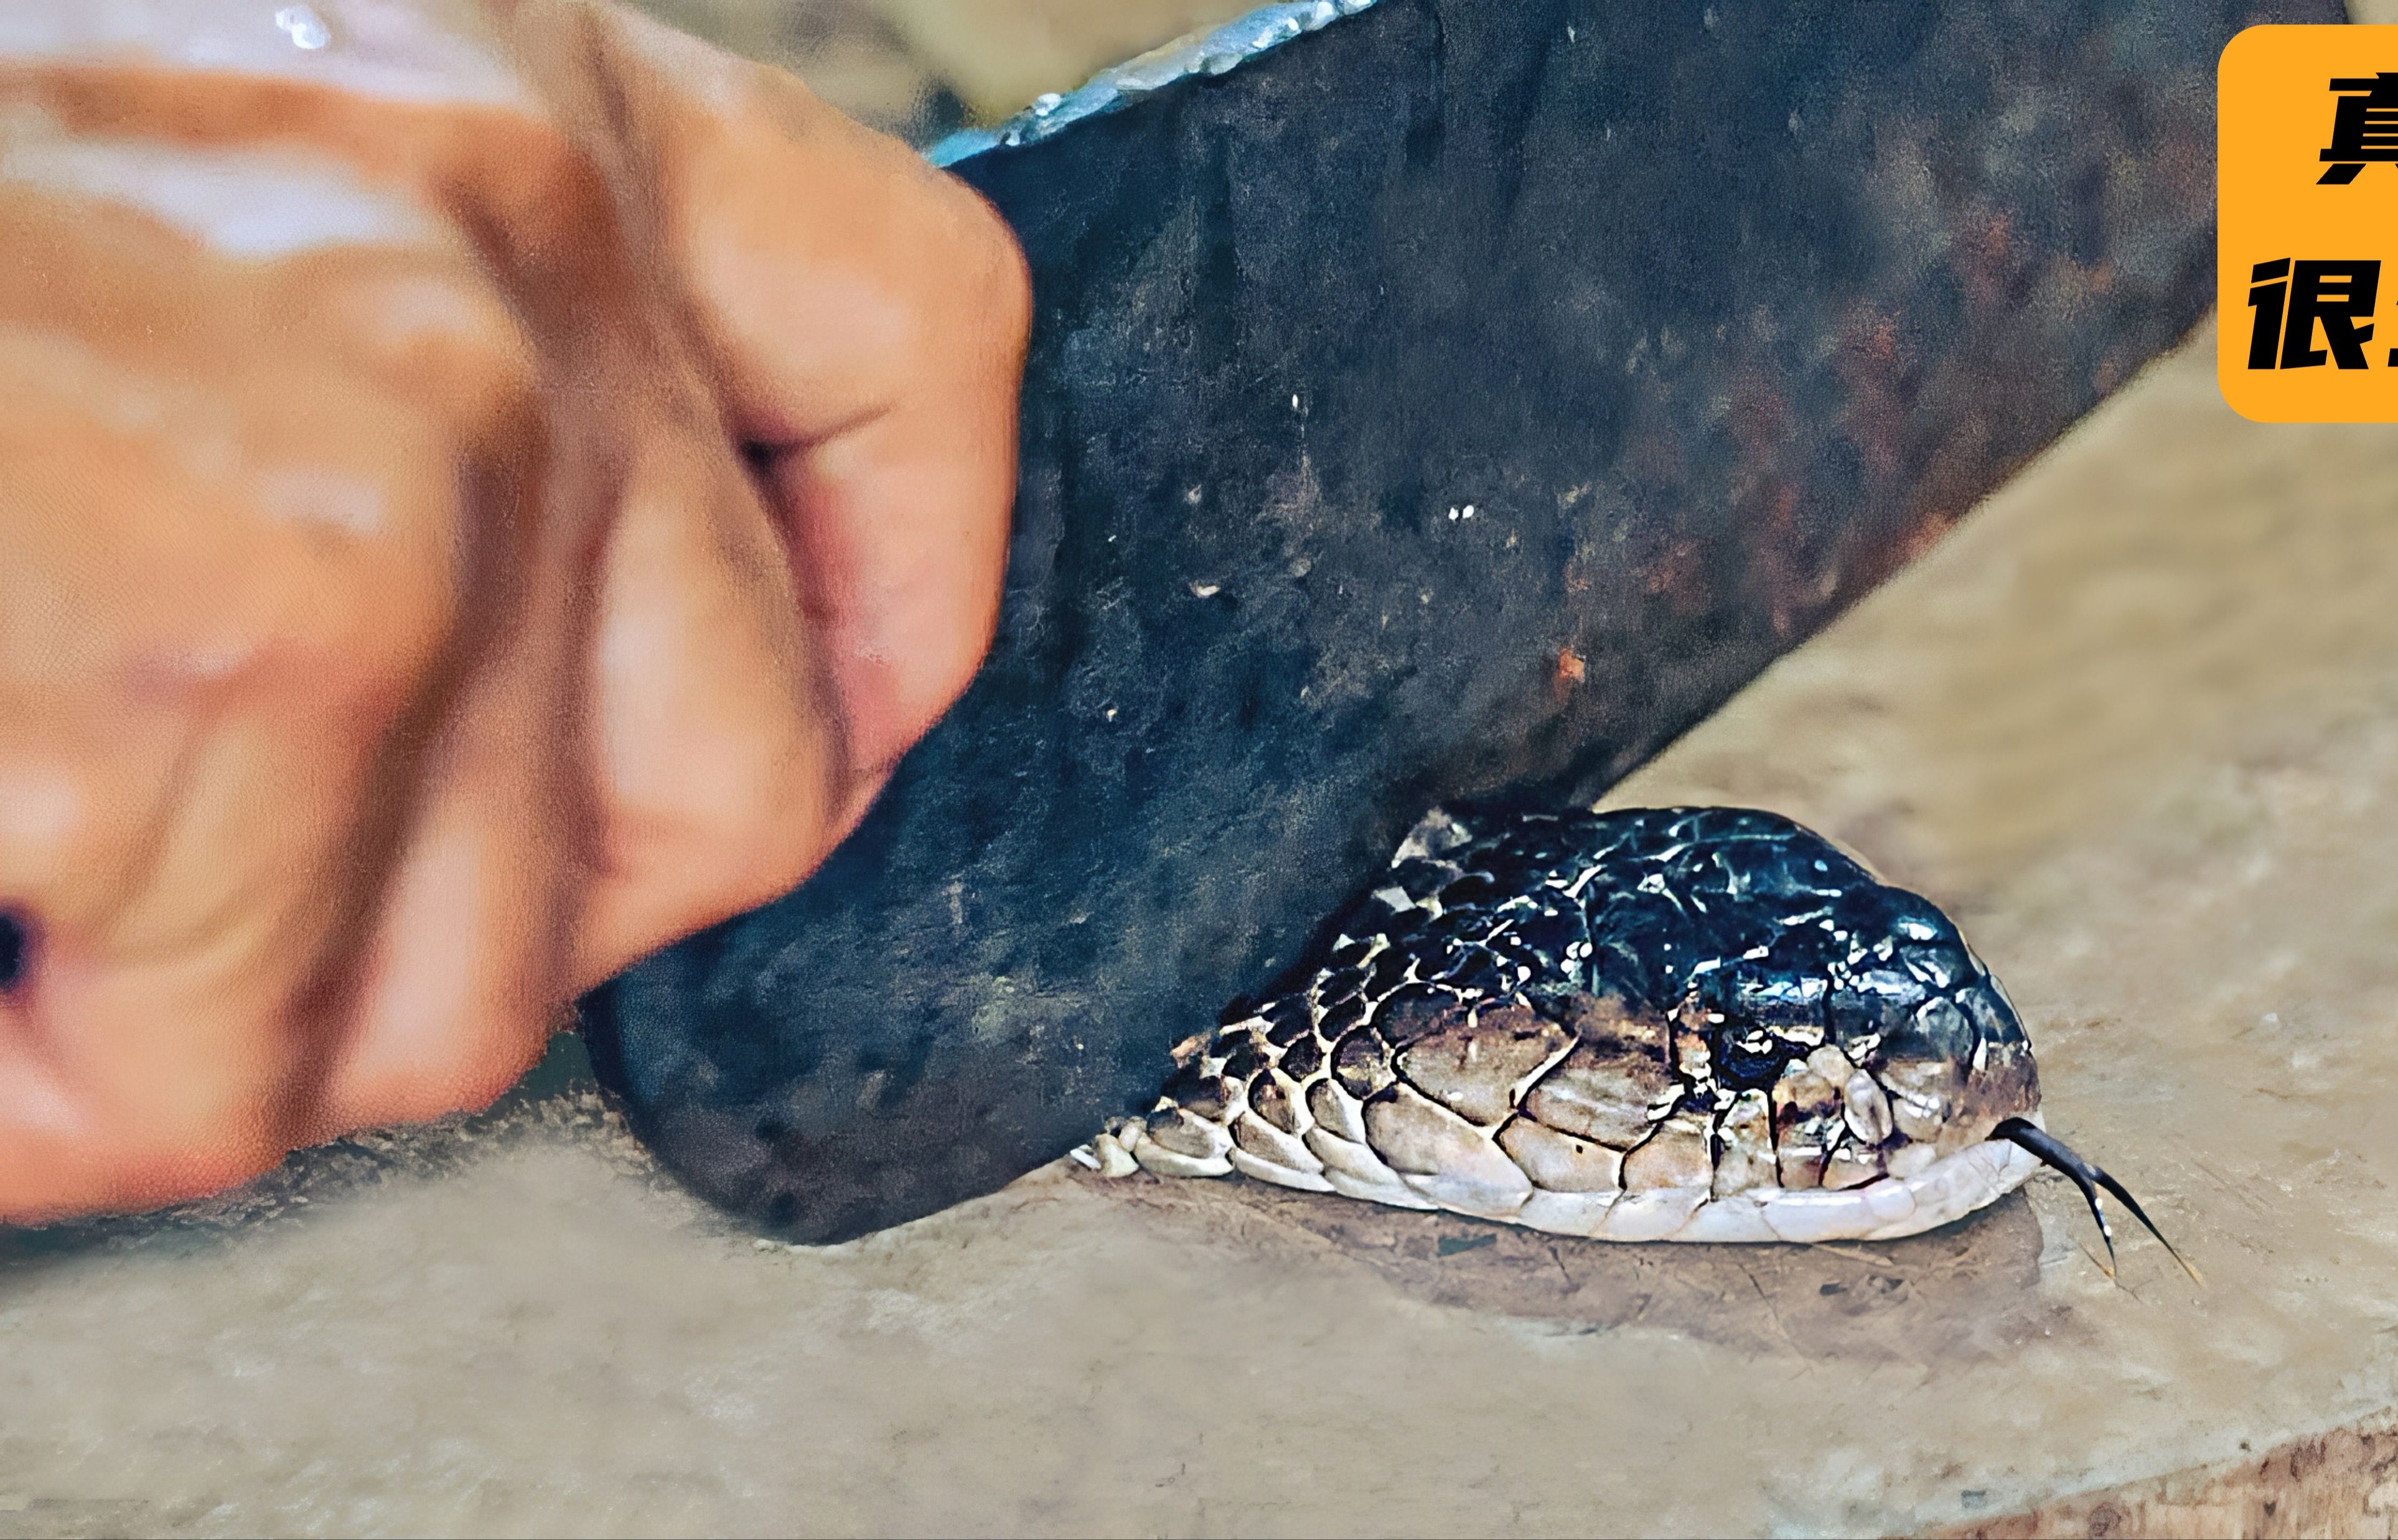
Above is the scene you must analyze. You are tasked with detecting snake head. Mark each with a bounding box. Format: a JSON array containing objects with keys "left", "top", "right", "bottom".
[{"left": 1100, "top": 804, "right": 2190, "bottom": 1267}]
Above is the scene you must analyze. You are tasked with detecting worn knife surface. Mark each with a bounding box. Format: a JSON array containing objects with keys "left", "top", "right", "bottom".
[{"left": 583, "top": 0, "right": 2330, "bottom": 1243}]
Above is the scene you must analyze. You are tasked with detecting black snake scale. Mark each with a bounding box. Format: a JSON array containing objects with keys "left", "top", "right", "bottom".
[{"left": 1084, "top": 806, "right": 2188, "bottom": 1263}]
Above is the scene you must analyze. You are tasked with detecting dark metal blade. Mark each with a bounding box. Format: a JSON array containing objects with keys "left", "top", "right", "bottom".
[{"left": 583, "top": 0, "right": 2331, "bottom": 1243}]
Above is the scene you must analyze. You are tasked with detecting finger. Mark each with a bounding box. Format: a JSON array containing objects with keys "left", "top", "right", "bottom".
[
  {"left": 311, "top": 609, "right": 580, "bottom": 1134},
  {"left": 302, "top": 208, "right": 608, "bottom": 1129},
  {"left": 762, "top": 345, "right": 1021, "bottom": 776},
  {"left": 578, "top": 3, "right": 1031, "bottom": 773},
  {"left": 571, "top": 398, "right": 852, "bottom": 989},
  {"left": 486, "top": 6, "right": 1010, "bottom": 979}
]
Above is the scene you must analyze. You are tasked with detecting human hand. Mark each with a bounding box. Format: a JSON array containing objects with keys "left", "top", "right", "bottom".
[{"left": 0, "top": 0, "right": 1028, "bottom": 1220}]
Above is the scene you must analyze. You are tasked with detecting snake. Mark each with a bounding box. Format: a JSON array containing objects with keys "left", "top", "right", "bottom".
[{"left": 1078, "top": 805, "right": 2194, "bottom": 1273}]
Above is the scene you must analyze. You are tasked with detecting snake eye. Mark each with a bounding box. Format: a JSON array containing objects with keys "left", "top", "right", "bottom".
[{"left": 0, "top": 908, "right": 30, "bottom": 996}]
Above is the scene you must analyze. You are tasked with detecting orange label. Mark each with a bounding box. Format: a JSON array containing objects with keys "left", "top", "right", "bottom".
[{"left": 2219, "top": 25, "right": 2398, "bottom": 421}]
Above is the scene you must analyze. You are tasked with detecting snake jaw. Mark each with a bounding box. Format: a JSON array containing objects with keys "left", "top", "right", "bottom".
[
  {"left": 1992, "top": 1116, "right": 2204, "bottom": 1286},
  {"left": 1071, "top": 1119, "right": 1149, "bottom": 1178}
]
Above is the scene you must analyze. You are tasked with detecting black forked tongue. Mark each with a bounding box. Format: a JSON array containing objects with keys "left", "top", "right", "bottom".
[{"left": 1992, "top": 1117, "right": 2203, "bottom": 1287}]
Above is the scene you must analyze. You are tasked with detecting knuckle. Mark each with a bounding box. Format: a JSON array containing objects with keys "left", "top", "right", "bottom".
[
  {"left": 0, "top": 1025, "right": 295, "bottom": 1220},
  {"left": 940, "top": 182, "right": 1033, "bottom": 348},
  {"left": 0, "top": 1136, "right": 283, "bottom": 1225},
  {"left": 703, "top": 825, "right": 823, "bottom": 925},
  {"left": 111, "top": 1134, "right": 286, "bottom": 1213},
  {"left": 691, "top": 749, "right": 833, "bottom": 885},
  {"left": 367, "top": 1032, "right": 548, "bottom": 1127},
  {"left": 609, "top": 735, "right": 838, "bottom": 928},
  {"left": 241, "top": 537, "right": 455, "bottom": 737}
]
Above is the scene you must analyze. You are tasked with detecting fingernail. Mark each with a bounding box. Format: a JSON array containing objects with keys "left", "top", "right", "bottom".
[{"left": 0, "top": 908, "right": 30, "bottom": 994}]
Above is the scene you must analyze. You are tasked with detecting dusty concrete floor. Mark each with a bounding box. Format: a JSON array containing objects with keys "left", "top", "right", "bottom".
[{"left": 5, "top": 301, "right": 2396, "bottom": 1534}]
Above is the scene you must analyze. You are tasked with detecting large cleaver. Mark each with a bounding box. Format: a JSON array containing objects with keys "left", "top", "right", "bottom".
[{"left": 583, "top": 0, "right": 2328, "bottom": 1243}]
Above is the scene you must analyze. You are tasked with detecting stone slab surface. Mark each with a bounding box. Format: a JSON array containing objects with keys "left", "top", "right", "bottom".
[
  {"left": 6, "top": 326, "right": 2397, "bottom": 1536},
  {"left": 1942, "top": 1424, "right": 2398, "bottom": 1539}
]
